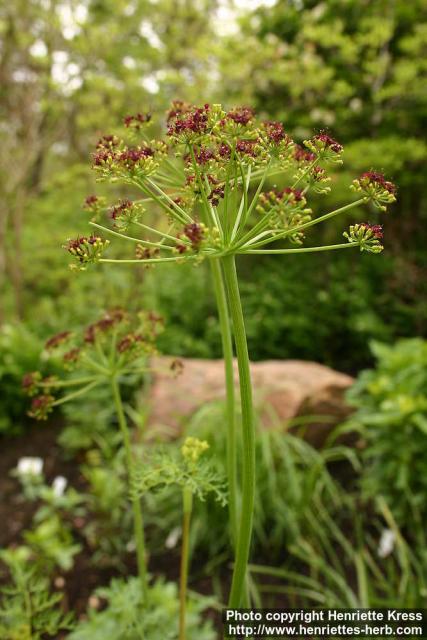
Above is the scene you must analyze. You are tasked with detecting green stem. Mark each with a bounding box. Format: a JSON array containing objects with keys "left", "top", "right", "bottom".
[
  {"left": 233, "top": 157, "right": 318, "bottom": 249},
  {"left": 132, "top": 179, "right": 188, "bottom": 225},
  {"left": 232, "top": 161, "right": 271, "bottom": 246},
  {"left": 52, "top": 380, "right": 101, "bottom": 406},
  {"left": 90, "top": 221, "right": 175, "bottom": 252},
  {"left": 222, "top": 255, "right": 255, "bottom": 608},
  {"left": 99, "top": 256, "right": 196, "bottom": 265},
  {"left": 146, "top": 177, "right": 193, "bottom": 223},
  {"left": 243, "top": 242, "right": 359, "bottom": 255},
  {"left": 230, "top": 161, "right": 249, "bottom": 241},
  {"left": 38, "top": 376, "right": 96, "bottom": 388},
  {"left": 179, "top": 486, "right": 193, "bottom": 640},
  {"left": 134, "top": 221, "right": 187, "bottom": 246},
  {"left": 81, "top": 354, "right": 110, "bottom": 375},
  {"left": 210, "top": 258, "right": 237, "bottom": 548},
  {"left": 245, "top": 198, "right": 366, "bottom": 250},
  {"left": 111, "top": 376, "right": 148, "bottom": 601}
]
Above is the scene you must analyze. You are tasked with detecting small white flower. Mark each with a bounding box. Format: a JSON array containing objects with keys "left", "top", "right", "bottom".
[
  {"left": 378, "top": 528, "right": 396, "bottom": 558},
  {"left": 52, "top": 476, "right": 67, "bottom": 497},
  {"left": 165, "top": 526, "right": 181, "bottom": 549},
  {"left": 16, "top": 457, "right": 43, "bottom": 476}
]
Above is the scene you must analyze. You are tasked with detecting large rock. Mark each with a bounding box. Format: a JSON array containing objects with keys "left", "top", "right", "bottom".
[{"left": 148, "top": 358, "right": 354, "bottom": 446}]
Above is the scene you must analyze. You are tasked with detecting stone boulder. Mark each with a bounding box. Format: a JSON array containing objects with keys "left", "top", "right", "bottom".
[{"left": 147, "top": 358, "right": 354, "bottom": 447}]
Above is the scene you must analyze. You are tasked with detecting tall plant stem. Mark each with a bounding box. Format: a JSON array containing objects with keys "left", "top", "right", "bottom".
[
  {"left": 111, "top": 376, "right": 148, "bottom": 601},
  {"left": 222, "top": 255, "right": 255, "bottom": 608},
  {"left": 210, "top": 258, "right": 238, "bottom": 548},
  {"left": 179, "top": 486, "right": 193, "bottom": 640}
]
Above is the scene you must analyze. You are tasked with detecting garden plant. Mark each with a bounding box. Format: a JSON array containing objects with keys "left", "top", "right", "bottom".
[
  {"left": 64, "top": 102, "right": 396, "bottom": 608},
  {"left": 21, "top": 310, "right": 226, "bottom": 637}
]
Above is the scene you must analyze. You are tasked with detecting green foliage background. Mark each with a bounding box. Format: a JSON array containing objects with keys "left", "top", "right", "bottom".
[{"left": 1, "top": 0, "right": 426, "bottom": 373}]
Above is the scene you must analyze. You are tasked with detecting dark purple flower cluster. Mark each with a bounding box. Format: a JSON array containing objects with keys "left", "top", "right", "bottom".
[
  {"left": 226, "top": 106, "right": 254, "bottom": 126},
  {"left": 93, "top": 148, "right": 115, "bottom": 166},
  {"left": 183, "top": 222, "right": 204, "bottom": 248},
  {"left": 135, "top": 245, "right": 160, "bottom": 260},
  {"left": 29, "top": 395, "right": 54, "bottom": 420},
  {"left": 218, "top": 143, "right": 231, "bottom": 158},
  {"left": 84, "top": 309, "right": 127, "bottom": 343},
  {"left": 209, "top": 184, "right": 225, "bottom": 206},
  {"left": 66, "top": 235, "right": 100, "bottom": 258},
  {"left": 281, "top": 187, "right": 303, "bottom": 201},
  {"left": 45, "top": 331, "right": 72, "bottom": 350},
  {"left": 117, "top": 332, "right": 145, "bottom": 353},
  {"left": 96, "top": 135, "right": 119, "bottom": 149},
  {"left": 313, "top": 133, "right": 343, "bottom": 154},
  {"left": 176, "top": 222, "right": 206, "bottom": 254},
  {"left": 360, "top": 172, "right": 396, "bottom": 195},
  {"left": 22, "top": 372, "right": 41, "bottom": 396},
  {"left": 63, "top": 348, "right": 81, "bottom": 365},
  {"left": 167, "top": 100, "right": 192, "bottom": 122},
  {"left": 263, "top": 121, "right": 288, "bottom": 144},
  {"left": 119, "top": 146, "right": 155, "bottom": 164},
  {"left": 84, "top": 195, "right": 99, "bottom": 208},
  {"left": 294, "top": 145, "right": 316, "bottom": 163},
  {"left": 312, "top": 166, "right": 327, "bottom": 181},
  {"left": 236, "top": 139, "right": 257, "bottom": 157},
  {"left": 92, "top": 145, "right": 154, "bottom": 169},
  {"left": 123, "top": 112, "right": 151, "bottom": 128},
  {"left": 167, "top": 104, "right": 210, "bottom": 136},
  {"left": 66, "top": 235, "right": 109, "bottom": 267},
  {"left": 110, "top": 199, "right": 133, "bottom": 220},
  {"left": 360, "top": 223, "right": 384, "bottom": 239},
  {"left": 196, "top": 147, "right": 215, "bottom": 165}
]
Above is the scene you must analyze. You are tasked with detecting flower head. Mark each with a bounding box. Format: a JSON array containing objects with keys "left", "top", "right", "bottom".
[
  {"left": 262, "top": 121, "right": 287, "bottom": 144},
  {"left": 84, "top": 309, "right": 127, "bottom": 344},
  {"left": 170, "top": 358, "right": 184, "bottom": 377},
  {"left": 110, "top": 199, "right": 143, "bottom": 231},
  {"left": 236, "top": 139, "right": 258, "bottom": 158},
  {"left": 167, "top": 100, "right": 192, "bottom": 122},
  {"left": 45, "top": 331, "right": 72, "bottom": 351},
  {"left": 22, "top": 372, "right": 42, "bottom": 396},
  {"left": 183, "top": 222, "right": 206, "bottom": 249},
  {"left": 167, "top": 103, "right": 211, "bottom": 141},
  {"left": 257, "top": 188, "right": 312, "bottom": 243},
  {"left": 84, "top": 195, "right": 99, "bottom": 208},
  {"left": 135, "top": 245, "right": 160, "bottom": 262},
  {"left": 304, "top": 132, "right": 343, "bottom": 164},
  {"left": 116, "top": 332, "right": 148, "bottom": 357},
  {"left": 16, "top": 457, "right": 44, "bottom": 476},
  {"left": 29, "top": 395, "right": 55, "bottom": 420},
  {"left": 69, "top": 101, "right": 397, "bottom": 268},
  {"left": 65, "top": 235, "right": 109, "bottom": 269},
  {"left": 181, "top": 436, "right": 209, "bottom": 463},
  {"left": 123, "top": 112, "right": 152, "bottom": 129},
  {"left": 360, "top": 172, "right": 396, "bottom": 195},
  {"left": 52, "top": 476, "right": 68, "bottom": 497},
  {"left": 294, "top": 145, "right": 316, "bottom": 164},
  {"left": 343, "top": 223, "right": 384, "bottom": 253},
  {"left": 226, "top": 106, "right": 254, "bottom": 126},
  {"left": 63, "top": 347, "right": 81, "bottom": 368},
  {"left": 96, "top": 135, "right": 119, "bottom": 150},
  {"left": 351, "top": 172, "right": 397, "bottom": 210},
  {"left": 195, "top": 147, "right": 216, "bottom": 165}
]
